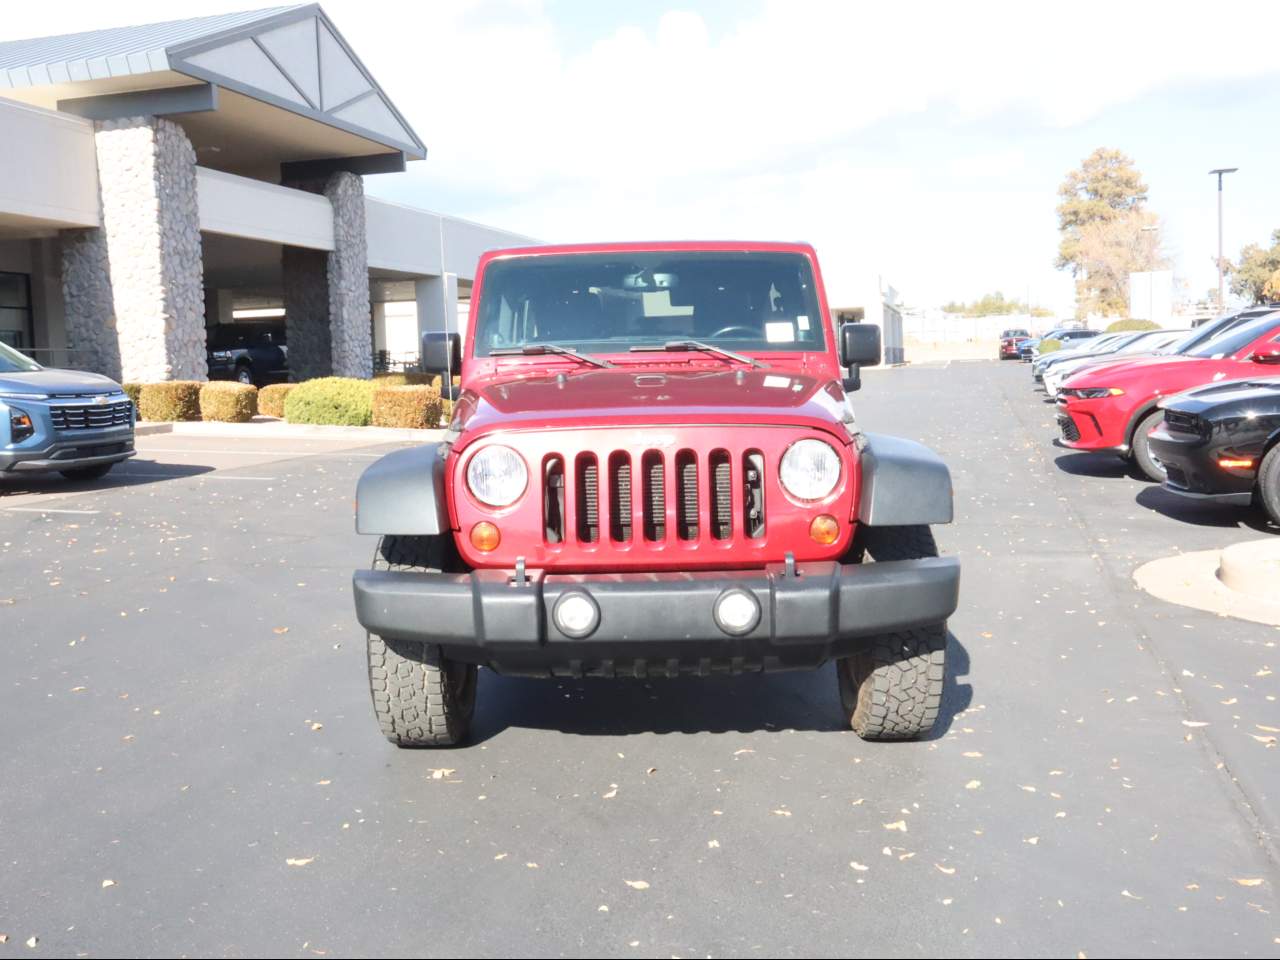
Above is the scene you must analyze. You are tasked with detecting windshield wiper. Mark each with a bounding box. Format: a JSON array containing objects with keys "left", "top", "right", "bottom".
[
  {"left": 629, "top": 340, "right": 768, "bottom": 369},
  {"left": 489, "top": 344, "right": 614, "bottom": 368}
]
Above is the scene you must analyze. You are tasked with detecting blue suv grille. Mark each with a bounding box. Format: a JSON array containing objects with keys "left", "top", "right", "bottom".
[{"left": 50, "top": 400, "right": 132, "bottom": 431}]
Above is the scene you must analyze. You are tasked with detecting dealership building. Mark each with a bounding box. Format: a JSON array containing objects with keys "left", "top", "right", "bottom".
[{"left": 0, "top": 4, "right": 532, "bottom": 383}]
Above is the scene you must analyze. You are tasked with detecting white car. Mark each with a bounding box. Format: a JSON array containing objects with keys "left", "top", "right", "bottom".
[{"left": 1044, "top": 329, "right": 1189, "bottom": 397}]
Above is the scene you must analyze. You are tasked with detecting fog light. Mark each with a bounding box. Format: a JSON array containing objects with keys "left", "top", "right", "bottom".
[
  {"left": 553, "top": 591, "right": 599, "bottom": 638},
  {"left": 470, "top": 521, "right": 501, "bottom": 552},
  {"left": 714, "top": 588, "right": 760, "bottom": 636},
  {"left": 810, "top": 514, "right": 839, "bottom": 545}
]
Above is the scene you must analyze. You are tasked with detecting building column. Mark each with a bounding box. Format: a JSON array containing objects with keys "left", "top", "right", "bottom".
[
  {"left": 60, "top": 117, "right": 206, "bottom": 382},
  {"left": 415, "top": 272, "right": 459, "bottom": 351},
  {"left": 281, "top": 170, "right": 372, "bottom": 381}
]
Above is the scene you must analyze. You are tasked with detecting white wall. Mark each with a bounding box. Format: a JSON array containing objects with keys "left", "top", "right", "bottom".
[
  {"left": 365, "top": 196, "right": 535, "bottom": 282},
  {"left": 196, "top": 166, "right": 334, "bottom": 250},
  {"left": 0, "top": 99, "right": 99, "bottom": 229}
]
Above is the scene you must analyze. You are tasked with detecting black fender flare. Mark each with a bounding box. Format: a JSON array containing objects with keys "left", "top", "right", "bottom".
[
  {"left": 857, "top": 432, "right": 954, "bottom": 526},
  {"left": 355, "top": 443, "right": 450, "bottom": 536}
]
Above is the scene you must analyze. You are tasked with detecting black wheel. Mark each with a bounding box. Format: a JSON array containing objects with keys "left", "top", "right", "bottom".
[
  {"left": 1130, "top": 408, "right": 1167, "bottom": 482},
  {"left": 367, "top": 535, "right": 477, "bottom": 747},
  {"left": 838, "top": 524, "right": 947, "bottom": 740},
  {"left": 60, "top": 463, "right": 113, "bottom": 481},
  {"left": 1258, "top": 444, "right": 1280, "bottom": 527},
  {"left": 235, "top": 364, "right": 254, "bottom": 385}
]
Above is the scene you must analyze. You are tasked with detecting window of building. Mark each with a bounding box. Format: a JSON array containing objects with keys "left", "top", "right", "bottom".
[{"left": 0, "top": 272, "right": 33, "bottom": 351}]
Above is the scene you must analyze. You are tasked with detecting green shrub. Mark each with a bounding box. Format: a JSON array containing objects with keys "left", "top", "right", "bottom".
[
  {"left": 122, "top": 383, "right": 142, "bottom": 409},
  {"left": 138, "top": 381, "right": 202, "bottom": 422},
  {"left": 283, "top": 377, "right": 376, "bottom": 426},
  {"left": 372, "top": 385, "right": 445, "bottom": 429},
  {"left": 1105, "top": 318, "right": 1161, "bottom": 333},
  {"left": 374, "top": 371, "right": 437, "bottom": 386},
  {"left": 258, "top": 383, "right": 295, "bottom": 419},
  {"left": 199, "top": 381, "right": 257, "bottom": 422},
  {"left": 1037, "top": 338, "right": 1064, "bottom": 355}
]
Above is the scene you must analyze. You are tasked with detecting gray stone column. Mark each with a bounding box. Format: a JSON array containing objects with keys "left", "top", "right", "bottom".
[
  {"left": 60, "top": 117, "right": 206, "bottom": 382},
  {"left": 281, "top": 170, "right": 372, "bottom": 381}
]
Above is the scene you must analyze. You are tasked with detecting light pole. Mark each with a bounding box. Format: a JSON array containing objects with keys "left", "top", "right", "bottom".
[{"left": 1210, "top": 167, "right": 1238, "bottom": 312}]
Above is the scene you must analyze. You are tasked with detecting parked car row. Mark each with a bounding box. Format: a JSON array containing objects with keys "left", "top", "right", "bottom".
[{"left": 1029, "top": 307, "right": 1280, "bottom": 527}]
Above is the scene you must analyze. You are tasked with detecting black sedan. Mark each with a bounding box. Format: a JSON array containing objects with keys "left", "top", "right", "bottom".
[{"left": 1149, "top": 374, "right": 1280, "bottom": 525}]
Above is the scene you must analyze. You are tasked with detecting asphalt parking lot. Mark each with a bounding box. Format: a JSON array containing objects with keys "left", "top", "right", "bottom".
[{"left": 1, "top": 361, "right": 1277, "bottom": 958}]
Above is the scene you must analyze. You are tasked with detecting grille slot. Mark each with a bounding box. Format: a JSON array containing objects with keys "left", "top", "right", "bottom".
[
  {"left": 743, "top": 451, "right": 765, "bottom": 539},
  {"left": 676, "top": 450, "right": 698, "bottom": 541},
  {"left": 609, "top": 452, "right": 632, "bottom": 542},
  {"left": 642, "top": 451, "right": 665, "bottom": 541},
  {"left": 1057, "top": 415, "right": 1080, "bottom": 443},
  {"left": 710, "top": 450, "right": 732, "bottom": 540},
  {"left": 543, "top": 456, "right": 565, "bottom": 543},
  {"left": 576, "top": 453, "right": 599, "bottom": 544},
  {"left": 1164, "top": 410, "right": 1202, "bottom": 435},
  {"left": 49, "top": 401, "right": 131, "bottom": 431}
]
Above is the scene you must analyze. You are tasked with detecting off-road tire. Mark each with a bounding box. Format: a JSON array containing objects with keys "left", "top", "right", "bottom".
[
  {"left": 839, "top": 523, "right": 947, "bottom": 740},
  {"left": 1131, "top": 408, "right": 1167, "bottom": 482},
  {"left": 60, "top": 462, "right": 114, "bottom": 481},
  {"left": 1258, "top": 444, "right": 1280, "bottom": 527},
  {"left": 367, "top": 535, "right": 477, "bottom": 747}
]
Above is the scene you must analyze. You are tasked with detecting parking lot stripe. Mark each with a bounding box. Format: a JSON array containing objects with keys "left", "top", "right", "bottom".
[{"left": 3, "top": 506, "right": 100, "bottom": 515}]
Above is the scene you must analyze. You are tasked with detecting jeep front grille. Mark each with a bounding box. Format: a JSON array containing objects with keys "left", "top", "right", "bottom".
[{"left": 541, "top": 446, "right": 766, "bottom": 547}]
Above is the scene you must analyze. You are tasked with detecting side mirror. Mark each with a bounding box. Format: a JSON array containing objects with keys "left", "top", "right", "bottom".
[
  {"left": 421, "top": 331, "right": 461, "bottom": 375},
  {"left": 1250, "top": 348, "right": 1280, "bottom": 365},
  {"left": 840, "top": 323, "right": 881, "bottom": 367},
  {"left": 840, "top": 323, "right": 881, "bottom": 392}
]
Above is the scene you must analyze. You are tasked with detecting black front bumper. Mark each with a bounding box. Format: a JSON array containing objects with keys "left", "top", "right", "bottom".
[
  {"left": 353, "top": 557, "right": 961, "bottom": 676},
  {"left": 1148, "top": 426, "right": 1256, "bottom": 506}
]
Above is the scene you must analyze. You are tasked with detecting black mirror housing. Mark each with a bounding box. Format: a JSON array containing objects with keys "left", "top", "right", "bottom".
[
  {"left": 840, "top": 323, "right": 881, "bottom": 367},
  {"left": 421, "top": 331, "right": 461, "bottom": 375},
  {"left": 1251, "top": 349, "right": 1280, "bottom": 365}
]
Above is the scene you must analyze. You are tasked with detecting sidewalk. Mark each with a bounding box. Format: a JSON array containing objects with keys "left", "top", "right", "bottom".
[{"left": 135, "top": 416, "right": 444, "bottom": 444}]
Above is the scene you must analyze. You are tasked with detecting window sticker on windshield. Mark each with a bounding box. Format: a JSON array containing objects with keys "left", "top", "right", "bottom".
[
  {"left": 763, "top": 375, "right": 791, "bottom": 388},
  {"left": 796, "top": 315, "right": 810, "bottom": 331},
  {"left": 766, "top": 322, "right": 795, "bottom": 343}
]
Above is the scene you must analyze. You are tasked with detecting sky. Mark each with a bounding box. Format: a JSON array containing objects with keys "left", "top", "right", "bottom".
[{"left": 7, "top": 0, "right": 1280, "bottom": 315}]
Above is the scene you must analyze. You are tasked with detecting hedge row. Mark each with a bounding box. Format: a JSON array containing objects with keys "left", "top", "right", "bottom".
[
  {"left": 1105, "top": 318, "right": 1162, "bottom": 333},
  {"left": 125, "top": 376, "right": 448, "bottom": 429}
]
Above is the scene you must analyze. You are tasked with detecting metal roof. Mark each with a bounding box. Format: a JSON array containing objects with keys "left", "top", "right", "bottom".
[
  {"left": 0, "top": 4, "right": 425, "bottom": 159},
  {"left": 0, "top": 7, "right": 303, "bottom": 86}
]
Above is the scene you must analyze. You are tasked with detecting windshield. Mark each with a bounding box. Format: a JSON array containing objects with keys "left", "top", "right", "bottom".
[
  {"left": 473, "top": 251, "right": 826, "bottom": 357},
  {"left": 1186, "top": 314, "right": 1280, "bottom": 359},
  {"left": 0, "top": 339, "right": 40, "bottom": 373}
]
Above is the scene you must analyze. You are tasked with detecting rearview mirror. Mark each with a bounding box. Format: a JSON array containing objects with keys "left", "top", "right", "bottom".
[
  {"left": 1250, "top": 348, "right": 1280, "bottom": 364},
  {"left": 421, "top": 331, "right": 461, "bottom": 375}
]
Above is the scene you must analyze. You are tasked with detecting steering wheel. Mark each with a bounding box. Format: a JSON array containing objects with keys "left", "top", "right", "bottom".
[{"left": 705, "top": 325, "right": 756, "bottom": 339}]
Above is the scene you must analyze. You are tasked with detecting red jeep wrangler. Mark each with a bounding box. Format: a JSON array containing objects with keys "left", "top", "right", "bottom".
[{"left": 352, "top": 242, "right": 960, "bottom": 745}]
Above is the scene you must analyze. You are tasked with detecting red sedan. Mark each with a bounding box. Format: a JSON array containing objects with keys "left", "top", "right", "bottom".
[{"left": 1055, "top": 312, "right": 1280, "bottom": 480}]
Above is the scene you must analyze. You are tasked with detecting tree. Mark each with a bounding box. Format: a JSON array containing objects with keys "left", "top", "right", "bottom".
[
  {"left": 1070, "top": 210, "right": 1170, "bottom": 317},
  {"left": 1056, "top": 150, "right": 1156, "bottom": 316},
  {"left": 941, "top": 292, "right": 1053, "bottom": 317},
  {"left": 1228, "top": 230, "right": 1280, "bottom": 304}
]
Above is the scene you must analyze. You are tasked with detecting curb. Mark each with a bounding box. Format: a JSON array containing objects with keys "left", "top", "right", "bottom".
[
  {"left": 134, "top": 419, "right": 443, "bottom": 443},
  {"left": 1133, "top": 538, "right": 1280, "bottom": 627}
]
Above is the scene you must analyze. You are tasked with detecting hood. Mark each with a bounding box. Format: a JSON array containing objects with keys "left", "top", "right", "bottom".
[
  {"left": 1164, "top": 376, "right": 1280, "bottom": 414},
  {"left": 0, "top": 368, "right": 122, "bottom": 396},
  {"left": 454, "top": 366, "right": 850, "bottom": 438},
  {"left": 1063, "top": 353, "right": 1200, "bottom": 387}
]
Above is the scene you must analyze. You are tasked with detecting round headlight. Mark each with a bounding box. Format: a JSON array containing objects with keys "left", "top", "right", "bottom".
[
  {"left": 466, "top": 445, "right": 528, "bottom": 506},
  {"left": 779, "top": 439, "right": 841, "bottom": 501}
]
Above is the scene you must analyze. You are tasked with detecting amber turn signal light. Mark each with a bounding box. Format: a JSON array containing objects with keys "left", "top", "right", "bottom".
[
  {"left": 809, "top": 514, "right": 839, "bottom": 545},
  {"left": 1217, "top": 458, "right": 1255, "bottom": 470},
  {"left": 470, "top": 521, "right": 501, "bottom": 552}
]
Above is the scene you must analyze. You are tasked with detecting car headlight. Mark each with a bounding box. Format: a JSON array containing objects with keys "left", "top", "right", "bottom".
[
  {"left": 779, "top": 438, "right": 841, "bottom": 501},
  {"left": 1064, "top": 387, "right": 1123, "bottom": 399},
  {"left": 466, "top": 445, "right": 528, "bottom": 506}
]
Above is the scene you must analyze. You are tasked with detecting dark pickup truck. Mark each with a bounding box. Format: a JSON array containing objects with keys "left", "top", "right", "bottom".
[{"left": 206, "top": 323, "right": 288, "bottom": 386}]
